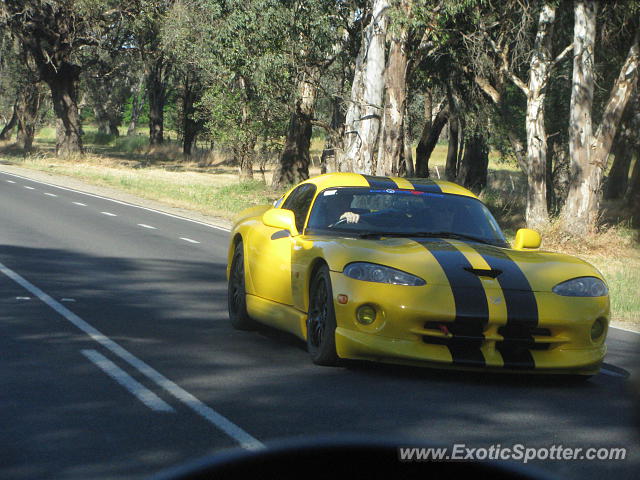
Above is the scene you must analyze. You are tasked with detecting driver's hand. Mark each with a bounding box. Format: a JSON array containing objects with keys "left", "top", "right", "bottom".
[{"left": 340, "top": 211, "right": 360, "bottom": 223}]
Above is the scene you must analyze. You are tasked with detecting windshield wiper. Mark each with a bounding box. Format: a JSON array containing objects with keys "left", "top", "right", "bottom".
[{"left": 357, "top": 231, "right": 494, "bottom": 245}]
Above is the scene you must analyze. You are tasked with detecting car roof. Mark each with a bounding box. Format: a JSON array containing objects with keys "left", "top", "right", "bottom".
[{"left": 297, "top": 172, "right": 478, "bottom": 199}]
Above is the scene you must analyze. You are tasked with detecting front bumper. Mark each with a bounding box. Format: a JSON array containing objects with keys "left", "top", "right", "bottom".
[{"left": 330, "top": 272, "right": 609, "bottom": 375}]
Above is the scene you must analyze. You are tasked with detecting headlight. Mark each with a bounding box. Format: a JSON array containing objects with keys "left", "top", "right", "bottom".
[
  {"left": 343, "top": 262, "right": 426, "bottom": 286},
  {"left": 552, "top": 277, "right": 608, "bottom": 297}
]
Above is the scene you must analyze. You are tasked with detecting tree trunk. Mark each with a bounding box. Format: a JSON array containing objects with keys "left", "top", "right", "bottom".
[
  {"left": 415, "top": 104, "right": 449, "bottom": 177},
  {"left": 147, "top": 58, "right": 168, "bottom": 145},
  {"left": 128, "top": 74, "right": 146, "bottom": 136},
  {"left": 96, "top": 118, "right": 109, "bottom": 135},
  {"left": 93, "top": 108, "right": 120, "bottom": 137},
  {"left": 562, "top": 2, "right": 639, "bottom": 233},
  {"left": 46, "top": 62, "right": 83, "bottom": 156},
  {"left": 341, "top": 0, "right": 390, "bottom": 174},
  {"left": 237, "top": 76, "right": 254, "bottom": 180},
  {"left": 457, "top": 131, "right": 489, "bottom": 194},
  {"left": 402, "top": 102, "right": 414, "bottom": 176},
  {"left": 0, "top": 102, "right": 18, "bottom": 141},
  {"left": 183, "top": 124, "right": 197, "bottom": 156},
  {"left": 182, "top": 73, "right": 197, "bottom": 156},
  {"left": 521, "top": 3, "right": 562, "bottom": 229},
  {"left": 604, "top": 130, "right": 633, "bottom": 199},
  {"left": 272, "top": 68, "right": 320, "bottom": 188},
  {"left": 15, "top": 85, "right": 43, "bottom": 153},
  {"left": 236, "top": 137, "right": 255, "bottom": 181},
  {"left": 109, "top": 120, "right": 120, "bottom": 137},
  {"left": 320, "top": 95, "right": 344, "bottom": 174},
  {"left": 525, "top": 91, "right": 551, "bottom": 229},
  {"left": 376, "top": 0, "right": 410, "bottom": 176},
  {"left": 628, "top": 159, "right": 640, "bottom": 227},
  {"left": 445, "top": 116, "right": 458, "bottom": 180}
]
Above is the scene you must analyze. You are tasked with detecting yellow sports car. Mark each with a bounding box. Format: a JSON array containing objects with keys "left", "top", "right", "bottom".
[{"left": 227, "top": 173, "right": 609, "bottom": 376}]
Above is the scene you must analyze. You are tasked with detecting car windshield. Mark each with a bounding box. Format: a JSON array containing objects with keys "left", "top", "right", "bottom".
[{"left": 305, "top": 187, "right": 508, "bottom": 247}]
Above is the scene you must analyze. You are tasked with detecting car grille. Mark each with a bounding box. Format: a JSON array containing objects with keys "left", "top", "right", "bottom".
[
  {"left": 421, "top": 321, "right": 553, "bottom": 352},
  {"left": 497, "top": 325, "right": 552, "bottom": 351}
]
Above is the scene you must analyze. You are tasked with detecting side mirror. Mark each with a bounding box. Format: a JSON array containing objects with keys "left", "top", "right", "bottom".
[
  {"left": 513, "top": 228, "right": 541, "bottom": 250},
  {"left": 262, "top": 208, "right": 299, "bottom": 236}
]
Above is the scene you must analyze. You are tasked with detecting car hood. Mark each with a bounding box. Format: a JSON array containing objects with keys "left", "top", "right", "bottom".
[{"left": 311, "top": 236, "right": 604, "bottom": 293}]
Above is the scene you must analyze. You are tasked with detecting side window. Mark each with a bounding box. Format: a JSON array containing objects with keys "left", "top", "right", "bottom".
[{"left": 282, "top": 184, "right": 317, "bottom": 232}]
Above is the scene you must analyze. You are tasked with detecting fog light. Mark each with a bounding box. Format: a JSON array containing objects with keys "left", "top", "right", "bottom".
[
  {"left": 356, "top": 305, "right": 377, "bottom": 325},
  {"left": 591, "top": 318, "right": 606, "bottom": 340}
]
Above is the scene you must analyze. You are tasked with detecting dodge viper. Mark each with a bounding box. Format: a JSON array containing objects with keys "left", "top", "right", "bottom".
[{"left": 226, "top": 173, "right": 609, "bottom": 376}]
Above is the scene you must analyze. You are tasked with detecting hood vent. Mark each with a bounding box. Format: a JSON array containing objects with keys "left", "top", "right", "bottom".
[{"left": 463, "top": 267, "right": 502, "bottom": 279}]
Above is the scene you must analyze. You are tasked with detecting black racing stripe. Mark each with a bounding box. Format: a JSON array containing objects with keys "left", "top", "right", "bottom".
[
  {"left": 407, "top": 178, "right": 442, "bottom": 193},
  {"left": 362, "top": 175, "right": 399, "bottom": 190},
  {"left": 470, "top": 245, "right": 538, "bottom": 370},
  {"left": 416, "top": 240, "right": 487, "bottom": 367}
]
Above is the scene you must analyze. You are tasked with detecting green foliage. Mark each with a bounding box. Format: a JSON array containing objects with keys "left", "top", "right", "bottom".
[
  {"left": 123, "top": 92, "right": 150, "bottom": 126},
  {"left": 161, "top": 0, "right": 348, "bottom": 156}
]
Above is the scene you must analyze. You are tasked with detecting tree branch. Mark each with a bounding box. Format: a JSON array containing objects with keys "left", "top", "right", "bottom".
[
  {"left": 488, "top": 37, "right": 529, "bottom": 94},
  {"left": 552, "top": 42, "right": 574, "bottom": 67}
]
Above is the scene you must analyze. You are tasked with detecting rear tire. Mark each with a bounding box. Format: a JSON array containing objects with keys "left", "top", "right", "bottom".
[
  {"left": 228, "top": 241, "right": 256, "bottom": 330},
  {"left": 307, "top": 264, "right": 338, "bottom": 366}
]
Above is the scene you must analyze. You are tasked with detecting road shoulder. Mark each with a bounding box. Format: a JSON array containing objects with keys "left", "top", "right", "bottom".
[{"left": 0, "top": 163, "right": 232, "bottom": 231}]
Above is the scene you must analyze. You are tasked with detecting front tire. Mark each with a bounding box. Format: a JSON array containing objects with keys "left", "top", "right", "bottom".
[
  {"left": 307, "top": 264, "right": 338, "bottom": 366},
  {"left": 228, "top": 241, "right": 256, "bottom": 330}
]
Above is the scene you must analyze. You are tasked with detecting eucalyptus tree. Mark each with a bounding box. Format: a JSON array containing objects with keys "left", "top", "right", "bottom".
[
  {"left": 605, "top": 94, "right": 639, "bottom": 200},
  {"left": 270, "top": 0, "right": 355, "bottom": 188},
  {"left": 0, "top": 32, "right": 19, "bottom": 141},
  {"left": 0, "top": 34, "right": 46, "bottom": 151},
  {"left": 163, "top": 0, "right": 295, "bottom": 179},
  {"left": 561, "top": 0, "right": 639, "bottom": 234},
  {"left": 161, "top": 0, "right": 207, "bottom": 154},
  {"left": 0, "top": 0, "right": 131, "bottom": 156},
  {"left": 340, "top": 0, "right": 391, "bottom": 174},
  {"left": 80, "top": 24, "right": 138, "bottom": 137},
  {"left": 127, "top": 0, "right": 176, "bottom": 145},
  {"left": 448, "top": 1, "right": 573, "bottom": 228},
  {"left": 376, "top": 0, "right": 414, "bottom": 177}
]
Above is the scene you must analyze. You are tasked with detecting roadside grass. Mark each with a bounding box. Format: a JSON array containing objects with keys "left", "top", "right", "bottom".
[
  {"left": 588, "top": 257, "right": 640, "bottom": 329},
  {"left": 2, "top": 154, "right": 279, "bottom": 219},
  {"left": 1, "top": 126, "right": 638, "bottom": 328}
]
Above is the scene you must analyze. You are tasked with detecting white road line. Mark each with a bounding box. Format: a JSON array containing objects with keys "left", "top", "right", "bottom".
[
  {"left": 0, "top": 170, "right": 230, "bottom": 232},
  {"left": 101, "top": 211, "right": 117, "bottom": 217},
  {"left": 44, "top": 193, "right": 58, "bottom": 197},
  {"left": 24, "top": 186, "right": 35, "bottom": 190},
  {"left": 0, "top": 261, "right": 263, "bottom": 451},
  {"left": 180, "top": 237, "right": 200, "bottom": 244},
  {"left": 82, "top": 349, "right": 175, "bottom": 413},
  {"left": 138, "top": 224, "right": 157, "bottom": 229},
  {"left": 73, "top": 202, "right": 87, "bottom": 206},
  {"left": 6, "top": 180, "right": 15, "bottom": 183}
]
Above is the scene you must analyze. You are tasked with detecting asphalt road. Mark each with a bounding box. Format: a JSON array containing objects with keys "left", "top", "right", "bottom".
[{"left": 1, "top": 168, "right": 639, "bottom": 480}]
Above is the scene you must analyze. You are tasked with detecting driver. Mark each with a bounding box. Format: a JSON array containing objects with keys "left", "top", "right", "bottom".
[{"left": 325, "top": 193, "right": 361, "bottom": 224}]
